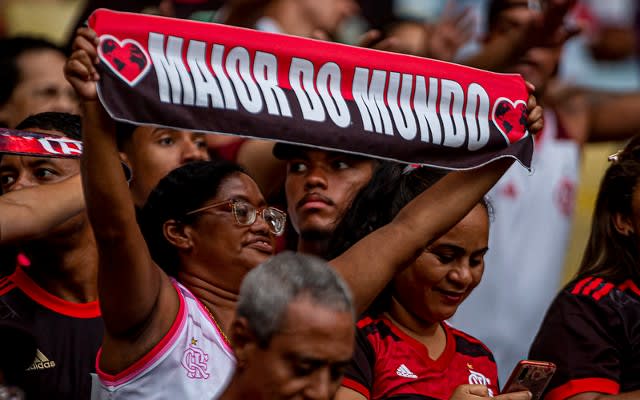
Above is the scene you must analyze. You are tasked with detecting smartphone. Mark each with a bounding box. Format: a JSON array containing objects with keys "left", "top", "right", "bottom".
[{"left": 502, "top": 360, "right": 556, "bottom": 400}]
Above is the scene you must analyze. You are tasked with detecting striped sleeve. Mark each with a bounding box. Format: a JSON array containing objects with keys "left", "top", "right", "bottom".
[{"left": 529, "top": 280, "right": 622, "bottom": 400}]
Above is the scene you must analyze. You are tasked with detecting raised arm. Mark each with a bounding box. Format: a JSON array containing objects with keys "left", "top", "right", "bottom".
[
  {"left": 0, "top": 174, "right": 83, "bottom": 244},
  {"left": 66, "top": 28, "right": 178, "bottom": 370},
  {"left": 331, "top": 92, "right": 543, "bottom": 314},
  {"left": 463, "top": 0, "right": 577, "bottom": 72}
]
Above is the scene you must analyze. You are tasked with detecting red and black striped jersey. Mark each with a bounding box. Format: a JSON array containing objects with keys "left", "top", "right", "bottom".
[
  {"left": 342, "top": 314, "right": 499, "bottom": 400},
  {"left": 529, "top": 276, "right": 640, "bottom": 400},
  {"left": 0, "top": 268, "right": 103, "bottom": 400}
]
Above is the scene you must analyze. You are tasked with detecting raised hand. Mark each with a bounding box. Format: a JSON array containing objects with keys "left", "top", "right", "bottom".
[
  {"left": 65, "top": 27, "right": 100, "bottom": 102},
  {"left": 525, "top": 81, "right": 544, "bottom": 135}
]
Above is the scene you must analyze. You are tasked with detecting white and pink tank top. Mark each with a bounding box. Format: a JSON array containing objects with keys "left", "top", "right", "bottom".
[{"left": 90, "top": 281, "right": 236, "bottom": 399}]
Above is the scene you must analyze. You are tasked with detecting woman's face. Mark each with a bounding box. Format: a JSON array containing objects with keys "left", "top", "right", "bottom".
[
  {"left": 188, "top": 172, "right": 276, "bottom": 275},
  {"left": 393, "top": 204, "right": 490, "bottom": 323}
]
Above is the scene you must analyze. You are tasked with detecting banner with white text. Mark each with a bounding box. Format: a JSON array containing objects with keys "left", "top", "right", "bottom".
[
  {"left": 0, "top": 129, "right": 82, "bottom": 158},
  {"left": 90, "top": 9, "right": 534, "bottom": 170}
]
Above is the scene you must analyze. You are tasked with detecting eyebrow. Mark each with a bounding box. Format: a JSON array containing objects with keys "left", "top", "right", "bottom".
[{"left": 430, "top": 244, "right": 489, "bottom": 255}]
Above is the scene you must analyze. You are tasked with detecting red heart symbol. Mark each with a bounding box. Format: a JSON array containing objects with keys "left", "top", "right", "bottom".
[
  {"left": 98, "top": 35, "right": 151, "bottom": 86},
  {"left": 492, "top": 98, "right": 528, "bottom": 144}
]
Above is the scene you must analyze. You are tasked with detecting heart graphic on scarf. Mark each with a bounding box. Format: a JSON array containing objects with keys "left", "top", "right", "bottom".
[
  {"left": 492, "top": 98, "right": 528, "bottom": 144},
  {"left": 98, "top": 35, "right": 151, "bottom": 87}
]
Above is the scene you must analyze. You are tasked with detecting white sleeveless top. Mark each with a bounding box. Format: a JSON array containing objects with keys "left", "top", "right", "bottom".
[
  {"left": 452, "top": 109, "right": 580, "bottom": 382},
  {"left": 90, "top": 281, "right": 236, "bottom": 399}
]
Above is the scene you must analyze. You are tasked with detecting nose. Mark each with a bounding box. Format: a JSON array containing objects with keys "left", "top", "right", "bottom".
[
  {"left": 181, "top": 139, "right": 209, "bottom": 163},
  {"left": 304, "top": 165, "right": 328, "bottom": 191},
  {"left": 249, "top": 209, "right": 272, "bottom": 236},
  {"left": 9, "top": 174, "right": 36, "bottom": 192},
  {"left": 448, "top": 262, "right": 474, "bottom": 289},
  {"left": 304, "top": 368, "right": 332, "bottom": 400}
]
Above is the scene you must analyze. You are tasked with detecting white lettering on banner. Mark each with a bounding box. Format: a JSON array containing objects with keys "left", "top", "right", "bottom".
[
  {"left": 353, "top": 67, "right": 492, "bottom": 150},
  {"left": 145, "top": 33, "right": 494, "bottom": 149},
  {"left": 37, "top": 138, "right": 83, "bottom": 155},
  {"left": 149, "top": 33, "right": 194, "bottom": 105},
  {"left": 148, "top": 34, "right": 292, "bottom": 116},
  {"left": 289, "top": 58, "right": 351, "bottom": 126},
  {"left": 290, "top": 58, "right": 325, "bottom": 122},
  {"left": 254, "top": 51, "right": 292, "bottom": 117}
]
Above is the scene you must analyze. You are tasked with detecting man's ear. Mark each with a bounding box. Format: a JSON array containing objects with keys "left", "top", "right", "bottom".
[
  {"left": 613, "top": 212, "right": 635, "bottom": 237},
  {"left": 231, "top": 317, "right": 257, "bottom": 369},
  {"left": 163, "top": 219, "right": 193, "bottom": 250}
]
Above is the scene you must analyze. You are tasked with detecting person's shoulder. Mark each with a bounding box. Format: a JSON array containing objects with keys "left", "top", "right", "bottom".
[{"left": 562, "top": 276, "right": 640, "bottom": 304}]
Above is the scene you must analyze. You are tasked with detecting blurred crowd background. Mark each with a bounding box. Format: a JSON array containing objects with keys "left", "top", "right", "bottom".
[{"left": 1, "top": 0, "right": 637, "bottom": 288}]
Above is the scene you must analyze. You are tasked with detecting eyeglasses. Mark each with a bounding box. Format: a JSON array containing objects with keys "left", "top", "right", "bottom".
[{"left": 185, "top": 199, "right": 287, "bottom": 236}]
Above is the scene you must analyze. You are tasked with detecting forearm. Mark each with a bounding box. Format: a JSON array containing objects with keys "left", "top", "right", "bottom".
[
  {"left": 0, "top": 174, "right": 84, "bottom": 244},
  {"left": 462, "top": 35, "right": 527, "bottom": 72},
  {"left": 333, "top": 158, "right": 514, "bottom": 313},
  {"left": 81, "top": 100, "right": 163, "bottom": 335}
]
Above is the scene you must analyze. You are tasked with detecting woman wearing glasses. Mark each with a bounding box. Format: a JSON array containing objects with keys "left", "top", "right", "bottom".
[{"left": 67, "top": 28, "right": 543, "bottom": 400}]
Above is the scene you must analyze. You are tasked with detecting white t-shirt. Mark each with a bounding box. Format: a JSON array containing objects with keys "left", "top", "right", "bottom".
[{"left": 91, "top": 281, "right": 236, "bottom": 399}]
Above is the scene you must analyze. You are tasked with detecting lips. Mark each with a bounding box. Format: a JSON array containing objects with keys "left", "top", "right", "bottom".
[
  {"left": 434, "top": 288, "right": 466, "bottom": 304},
  {"left": 245, "top": 237, "right": 274, "bottom": 254},
  {"left": 296, "top": 193, "right": 334, "bottom": 211}
]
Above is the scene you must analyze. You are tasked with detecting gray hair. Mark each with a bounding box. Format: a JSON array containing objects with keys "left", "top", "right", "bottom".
[{"left": 236, "top": 251, "right": 354, "bottom": 346}]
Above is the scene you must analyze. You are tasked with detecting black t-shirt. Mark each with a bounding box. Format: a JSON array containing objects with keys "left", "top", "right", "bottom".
[
  {"left": 0, "top": 268, "right": 103, "bottom": 400},
  {"left": 529, "top": 276, "right": 640, "bottom": 400}
]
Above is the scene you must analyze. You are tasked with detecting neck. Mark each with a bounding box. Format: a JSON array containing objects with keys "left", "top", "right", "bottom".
[
  {"left": 297, "top": 236, "right": 331, "bottom": 259},
  {"left": 24, "top": 227, "right": 98, "bottom": 303},
  {"left": 264, "top": 0, "right": 313, "bottom": 37},
  {"left": 387, "top": 297, "right": 441, "bottom": 340},
  {"left": 178, "top": 271, "right": 239, "bottom": 334}
]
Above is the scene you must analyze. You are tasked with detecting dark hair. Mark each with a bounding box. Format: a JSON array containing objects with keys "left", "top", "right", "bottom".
[
  {"left": 577, "top": 136, "right": 640, "bottom": 284},
  {"left": 15, "top": 112, "right": 81, "bottom": 140},
  {"left": 326, "top": 162, "right": 447, "bottom": 260},
  {"left": 326, "top": 162, "right": 491, "bottom": 314},
  {"left": 115, "top": 121, "right": 137, "bottom": 150},
  {"left": 0, "top": 37, "right": 66, "bottom": 107},
  {"left": 139, "top": 160, "right": 246, "bottom": 276}
]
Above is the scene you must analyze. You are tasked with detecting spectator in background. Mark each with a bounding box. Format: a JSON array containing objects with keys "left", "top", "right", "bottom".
[
  {"left": 256, "top": 0, "right": 358, "bottom": 37},
  {"left": 114, "top": 122, "right": 211, "bottom": 208},
  {"left": 0, "top": 37, "right": 78, "bottom": 128},
  {"left": 529, "top": 136, "right": 640, "bottom": 399},
  {"left": 0, "top": 112, "right": 102, "bottom": 400},
  {"left": 453, "top": 0, "right": 640, "bottom": 382}
]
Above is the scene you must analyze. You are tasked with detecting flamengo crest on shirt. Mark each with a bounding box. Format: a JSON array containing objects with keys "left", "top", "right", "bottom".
[{"left": 89, "top": 9, "right": 534, "bottom": 170}]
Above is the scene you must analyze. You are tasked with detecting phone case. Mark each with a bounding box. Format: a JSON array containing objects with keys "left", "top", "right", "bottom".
[{"left": 502, "top": 360, "right": 556, "bottom": 400}]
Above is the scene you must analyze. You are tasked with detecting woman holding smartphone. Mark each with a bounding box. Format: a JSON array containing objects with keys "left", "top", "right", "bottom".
[
  {"left": 329, "top": 164, "right": 528, "bottom": 400},
  {"left": 529, "top": 135, "right": 640, "bottom": 400}
]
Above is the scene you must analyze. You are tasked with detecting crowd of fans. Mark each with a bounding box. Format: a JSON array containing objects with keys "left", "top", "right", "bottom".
[{"left": 1, "top": 0, "right": 640, "bottom": 399}]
